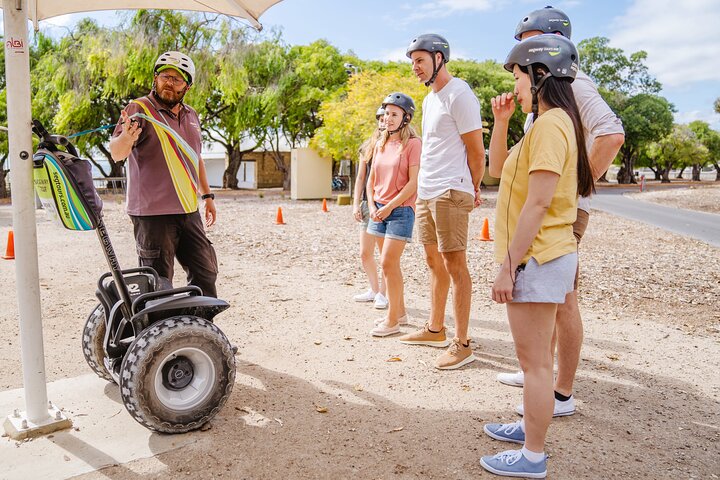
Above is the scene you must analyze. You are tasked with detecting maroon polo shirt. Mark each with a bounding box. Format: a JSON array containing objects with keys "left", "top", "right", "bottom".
[{"left": 113, "top": 92, "right": 203, "bottom": 216}]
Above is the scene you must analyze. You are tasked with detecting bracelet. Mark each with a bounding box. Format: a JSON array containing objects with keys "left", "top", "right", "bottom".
[{"left": 201, "top": 193, "right": 215, "bottom": 200}]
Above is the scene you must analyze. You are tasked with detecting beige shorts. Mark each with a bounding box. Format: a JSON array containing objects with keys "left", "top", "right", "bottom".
[
  {"left": 573, "top": 208, "right": 590, "bottom": 289},
  {"left": 416, "top": 189, "right": 474, "bottom": 252}
]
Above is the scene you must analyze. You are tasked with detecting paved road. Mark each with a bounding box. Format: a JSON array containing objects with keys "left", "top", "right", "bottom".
[{"left": 592, "top": 190, "right": 720, "bottom": 247}]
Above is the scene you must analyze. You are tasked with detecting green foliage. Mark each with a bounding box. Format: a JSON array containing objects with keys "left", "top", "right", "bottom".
[
  {"left": 689, "top": 120, "right": 720, "bottom": 162},
  {"left": 311, "top": 70, "right": 427, "bottom": 161},
  {"left": 651, "top": 124, "right": 708, "bottom": 182},
  {"left": 715, "top": 97, "right": 720, "bottom": 115},
  {"left": 612, "top": 93, "right": 674, "bottom": 183},
  {"left": 578, "top": 37, "right": 661, "bottom": 95}
]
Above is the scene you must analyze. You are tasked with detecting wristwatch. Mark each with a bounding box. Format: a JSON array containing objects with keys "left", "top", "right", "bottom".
[{"left": 201, "top": 193, "right": 215, "bottom": 200}]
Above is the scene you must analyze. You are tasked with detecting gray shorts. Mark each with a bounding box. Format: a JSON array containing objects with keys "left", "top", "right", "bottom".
[
  {"left": 512, "top": 252, "right": 578, "bottom": 303},
  {"left": 359, "top": 200, "right": 370, "bottom": 228}
]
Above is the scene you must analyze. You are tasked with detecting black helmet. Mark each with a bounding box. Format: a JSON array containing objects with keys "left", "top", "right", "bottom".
[
  {"left": 376, "top": 106, "right": 386, "bottom": 119},
  {"left": 382, "top": 92, "right": 416, "bottom": 133},
  {"left": 406, "top": 33, "right": 450, "bottom": 63},
  {"left": 382, "top": 92, "right": 416, "bottom": 120},
  {"left": 406, "top": 34, "right": 450, "bottom": 87},
  {"left": 504, "top": 34, "right": 578, "bottom": 80},
  {"left": 514, "top": 6, "right": 572, "bottom": 41}
]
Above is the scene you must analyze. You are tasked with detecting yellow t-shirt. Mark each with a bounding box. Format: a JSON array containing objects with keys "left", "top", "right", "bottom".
[{"left": 494, "top": 108, "right": 579, "bottom": 265}]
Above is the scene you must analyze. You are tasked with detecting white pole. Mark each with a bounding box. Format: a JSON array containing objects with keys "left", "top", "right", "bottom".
[{"left": 2, "top": 0, "right": 51, "bottom": 424}]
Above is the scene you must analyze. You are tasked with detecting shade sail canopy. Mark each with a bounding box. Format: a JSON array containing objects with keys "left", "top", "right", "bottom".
[{"left": 27, "top": 0, "right": 283, "bottom": 29}]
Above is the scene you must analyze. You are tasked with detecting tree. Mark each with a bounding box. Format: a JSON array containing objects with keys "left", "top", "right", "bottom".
[
  {"left": 715, "top": 97, "right": 720, "bottom": 114},
  {"left": 578, "top": 37, "right": 661, "bottom": 96},
  {"left": 651, "top": 125, "right": 707, "bottom": 183},
  {"left": 611, "top": 94, "right": 674, "bottom": 184},
  {"left": 311, "top": 70, "right": 427, "bottom": 162},
  {"left": 689, "top": 120, "right": 720, "bottom": 181},
  {"left": 263, "top": 39, "right": 348, "bottom": 189}
]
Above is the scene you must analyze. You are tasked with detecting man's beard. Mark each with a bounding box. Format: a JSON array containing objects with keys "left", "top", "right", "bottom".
[{"left": 154, "top": 84, "right": 186, "bottom": 108}]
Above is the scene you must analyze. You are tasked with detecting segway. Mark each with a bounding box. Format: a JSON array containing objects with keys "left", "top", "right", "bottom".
[{"left": 31, "top": 120, "right": 236, "bottom": 433}]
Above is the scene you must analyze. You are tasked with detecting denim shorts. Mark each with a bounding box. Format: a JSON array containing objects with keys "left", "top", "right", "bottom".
[
  {"left": 366, "top": 203, "right": 415, "bottom": 242},
  {"left": 512, "top": 252, "right": 577, "bottom": 303}
]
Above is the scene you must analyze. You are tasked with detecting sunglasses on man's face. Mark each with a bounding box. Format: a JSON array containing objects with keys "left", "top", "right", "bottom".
[{"left": 156, "top": 72, "right": 187, "bottom": 86}]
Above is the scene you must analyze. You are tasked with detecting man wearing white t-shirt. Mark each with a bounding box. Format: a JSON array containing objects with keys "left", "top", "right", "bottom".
[
  {"left": 496, "top": 6, "right": 625, "bottom": 416},
  {"left": 399, "top": 34, "right": 486, "bottom": 370}
]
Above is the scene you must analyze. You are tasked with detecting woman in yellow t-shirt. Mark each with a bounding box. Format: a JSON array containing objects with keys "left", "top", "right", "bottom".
[{"left": 480, "top": 35, "right": 594, "bottom": 478}]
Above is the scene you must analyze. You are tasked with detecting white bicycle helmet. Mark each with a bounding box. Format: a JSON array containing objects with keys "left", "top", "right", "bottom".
[{"left": 154, "top": 51, "right": 195, "bottom": 85}]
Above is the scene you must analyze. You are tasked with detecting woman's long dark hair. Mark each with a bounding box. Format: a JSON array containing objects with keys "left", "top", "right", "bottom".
[{"left": 522, "top": 65, "right": 594, "bottom": 198}]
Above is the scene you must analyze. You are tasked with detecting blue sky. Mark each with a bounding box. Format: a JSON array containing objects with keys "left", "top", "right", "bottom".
[{"left": 3, "top": 0, "right": 719, "bottom": 129}]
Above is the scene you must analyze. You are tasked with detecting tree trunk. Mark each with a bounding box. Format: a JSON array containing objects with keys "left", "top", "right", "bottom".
[
  {"left": 649, "top": 165, "right": 662, "bottom": 181},
  {"left": 617, "top": 151, "right": 637, "bottom": 184},
  {"left": 713, "top": 162, "right": 720, "bottom": 181},
  {"left": 691, "top": 164, "right": 701, "bottom": 181},
  {"left": 661, "top": 167, "right": 671, "bottom": 183},
  {"left": 0, "top": 169, "right": 8, "bottom": 198},
  {"left": 223, "top": 148, "right": 242, "bottom": 189},
  {"left": 676, "top": 166, "right": 686, "bottom": 179},
  {"left": 268, "top": 150, "right": 290, "bottom": 190}
]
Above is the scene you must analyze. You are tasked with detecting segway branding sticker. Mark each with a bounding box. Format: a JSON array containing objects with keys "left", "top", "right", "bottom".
[{"left": 33, "top": 154, "right": 94, "bottom": 231}]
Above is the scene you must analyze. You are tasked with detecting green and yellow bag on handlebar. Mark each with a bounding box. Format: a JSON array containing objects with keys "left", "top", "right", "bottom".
[{"left": 31, "top": 120, "right": 103, "bottom": 231}]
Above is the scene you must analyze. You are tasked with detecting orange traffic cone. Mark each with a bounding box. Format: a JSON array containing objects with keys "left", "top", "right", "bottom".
[
  {"left": 275, "top": 207, "right": 286, "bottom": 225},
  {"left": 2, "top": 230, "right": 15, "bottom": 259},
  {"left": 322, "top": 198, "right": 329, "bottom": 212},
  {"left": 477, "top": 217, "right": 492, "bottom": 241}
]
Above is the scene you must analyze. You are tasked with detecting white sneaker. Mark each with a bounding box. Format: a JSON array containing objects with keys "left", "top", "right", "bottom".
[
  {"left": 373, "top": 292, "right": 389, "bottom": 309},
  {"left": 516, "top": 396, "right": 576, "bottom": 417},
  {"left": 497, "top": 371, "right": 524, "bottom": 387},
  {"left": 374, "top": 314, "right": 410, "bottom": 326},
  {"left": 354, "top": 289, "right": 377, "bottom": 302},
  {"left": 370, "top": 321, "right": 401, "bottom": 337}
]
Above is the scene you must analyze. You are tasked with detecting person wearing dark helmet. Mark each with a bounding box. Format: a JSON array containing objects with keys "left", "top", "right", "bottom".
[
  {"left": 479, "top": 34, "right": 593, "bottom": 478},
  {"left": 367, "top": 93, "right": 421, "bottom": 337},
  {"left": 110, "top": 51, "right": 219, "bottom": 297},
  {"left": 352, "top": 106, "right": 388, "bottom": 309},
  {"left": 497, "top": 6, "right": 625, "bottom": 420},
  {"left": 399, "top": 34, "right": 485, "bottom": 370}
]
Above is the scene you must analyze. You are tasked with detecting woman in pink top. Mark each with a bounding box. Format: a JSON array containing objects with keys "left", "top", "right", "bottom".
[{"left": 367, "top": 92, "right": 421, "bottom": 337}]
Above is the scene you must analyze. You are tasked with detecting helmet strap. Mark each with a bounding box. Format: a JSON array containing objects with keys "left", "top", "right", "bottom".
[
  {"left": 529, "top": 67, "right": 551, "bottom": 121},
  {"left": 425, "top": 52, "right": 443, "bottom": 87}
]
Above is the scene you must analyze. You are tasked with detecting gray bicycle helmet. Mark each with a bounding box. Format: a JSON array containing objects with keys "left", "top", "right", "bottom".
[
  {"left": 406, "top": 34, "right": 450, "bottom": 63},
  {"left": 382, "top": 92, "right": 416, "bottom": 133},
  {"left": 406, "top": 34, "right": 450, "bottom": 87},
  {"left": 154, "top": 51, "right": 195, "bottom": 85},
  {"left": 504, "top": 34, "right": 578, "bottom": 80},
  {"left": 514, "top": 5, "right": 572, "bottom": 41},
  {"left": 382, "top": 93, "right": 416, "bottom": 119},
  {"left": 376, "top": 106, "right": 386, "bottom": 119},
  {"left": 504, "top": 34, "right": 578, "bottom": 117}
]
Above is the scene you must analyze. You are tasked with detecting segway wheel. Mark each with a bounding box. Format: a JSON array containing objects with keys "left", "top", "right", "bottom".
[
  {"left": 81, "top": 304, "right": 114, "bottom": 382},
  {"left": 119, "top": 315, "right": 236, "bottom": 433}
]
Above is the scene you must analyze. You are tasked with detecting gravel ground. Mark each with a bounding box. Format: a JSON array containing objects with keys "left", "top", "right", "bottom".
[
  {"left": 1, "top": 190, "right": 718, "bottom": 479},
  {"left": 627, "top": 183, "right": 720, "bottom": 214}
]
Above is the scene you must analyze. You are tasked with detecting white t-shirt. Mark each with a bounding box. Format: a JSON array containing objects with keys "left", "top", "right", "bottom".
[
  {"left": 524, "top": 70, "right": 624, "bottom": 211},
  {"left": 418, "top": 77, "right": 483, "bottom": 200}
]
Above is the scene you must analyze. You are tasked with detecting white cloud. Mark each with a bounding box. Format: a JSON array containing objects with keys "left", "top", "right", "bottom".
[
  {"left": 674, "top": 109, "right": 720, "bottom": 128},
  {"left": 381, "top": 47, "right": 411, "bottom": 62},
  {"left": 610, "top": 0, "right": 720, "bottom": 87},
  {"left": 399, "top": 0, "right": 499, "bottom": 23}
]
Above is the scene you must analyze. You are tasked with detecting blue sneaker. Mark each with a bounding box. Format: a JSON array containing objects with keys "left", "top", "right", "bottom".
[
  {"left": 483, "top": 421, "right": 525, "bottom": 444},
  {"left": 480, "top": 449, "right": 547, "bottom": 478}
]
